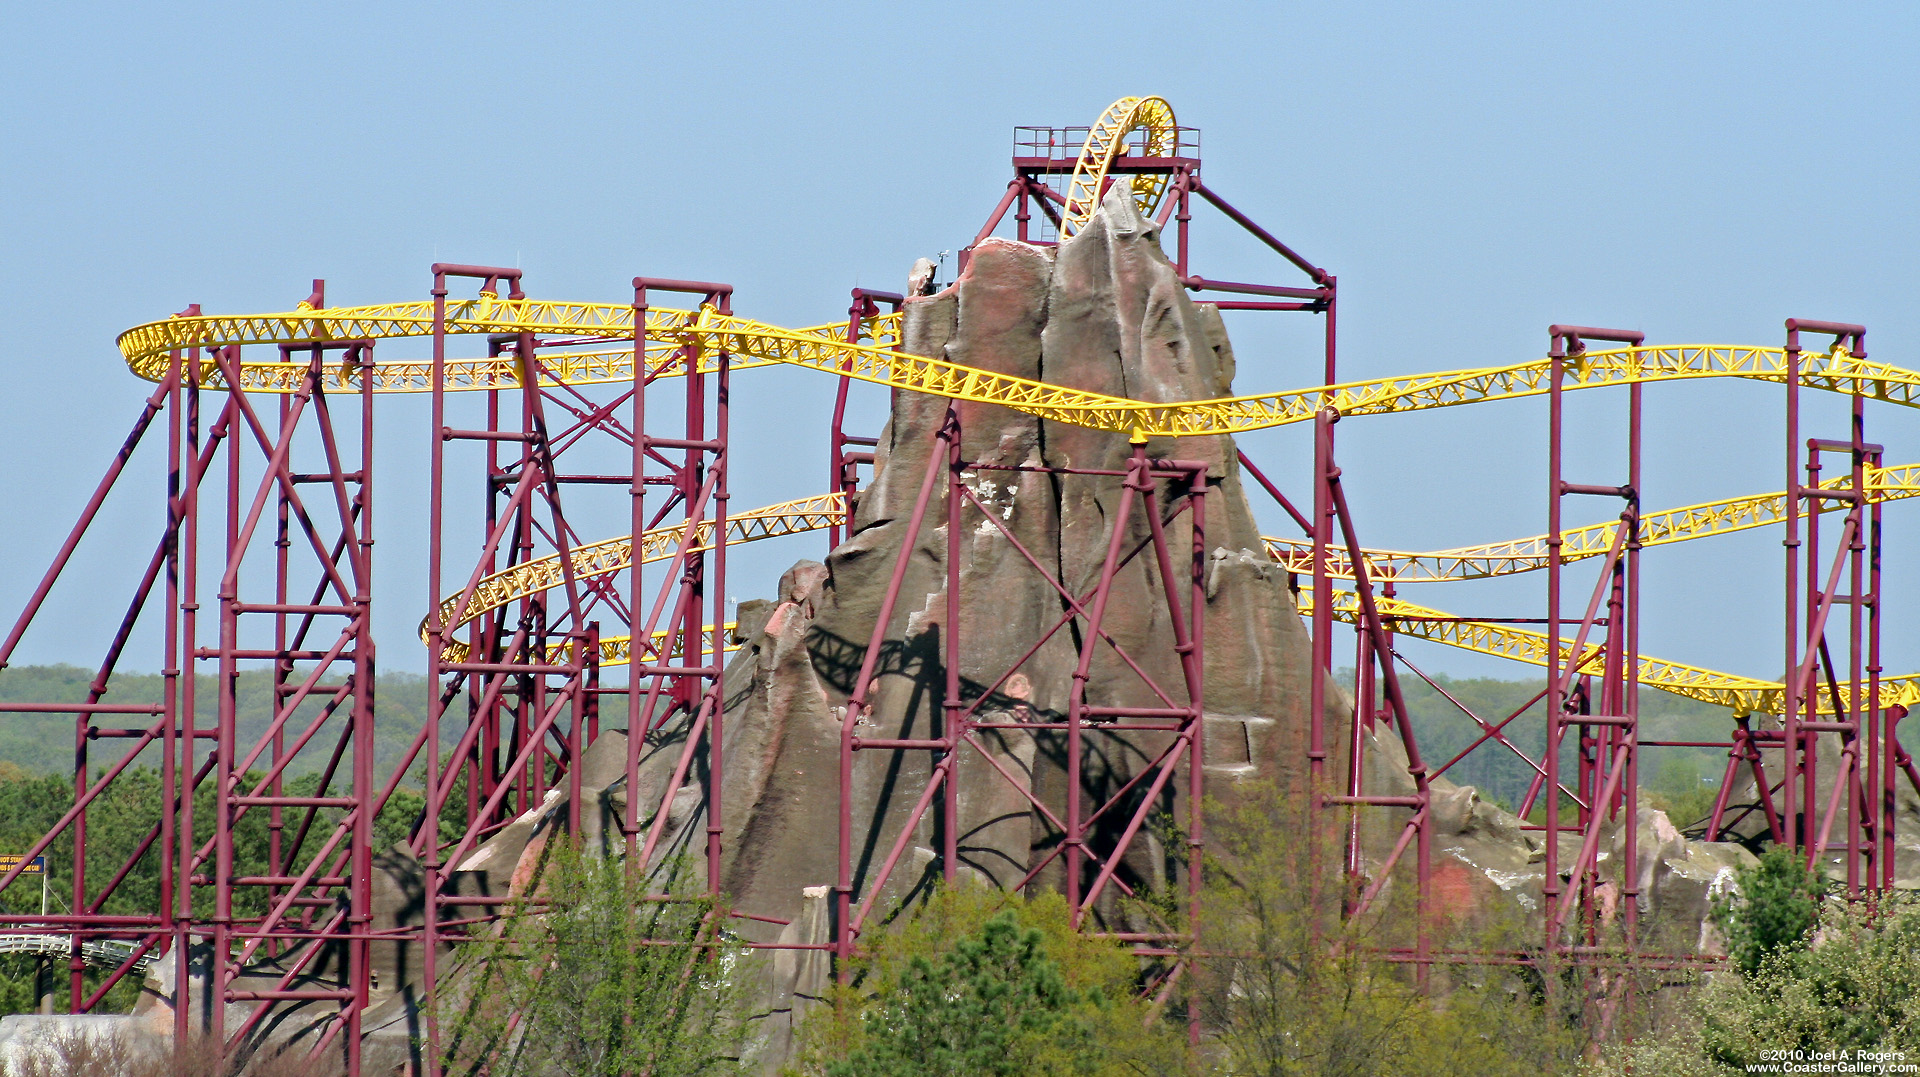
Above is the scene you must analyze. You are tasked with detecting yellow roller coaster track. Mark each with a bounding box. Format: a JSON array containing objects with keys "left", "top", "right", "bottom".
[
  {"left": 120, "top": 301, "right": 1920, "bottom": 443},
  {"left": 1265, "top": 463, "right": 1920, "bottom": 583},
  {"left": 426, "top": 472, "right": 1920, "bottom": 718},
  {"left": 427, "top": 492, "right": 846, "bottom": 659},
  {"left": 108, "top": 94, "right": 1918, "bottom": 721},
  {"left": 1059, "top": 95, "right": 1180, "bottom": 239},
  {"left": 433, "top": 465, "right": 1920, "bottom": 644},
  {"left": 1298, "top": 590, "right": 1919, "bottom": 718},
  {"left": 532, "top": 597, "right": 1915, "bottom": 719},
  {"left": 446, "top": 621, "right": 743, "bottom": 669},
  {"left": 117, "top": 307, "right": 906, "bottom": 395}
]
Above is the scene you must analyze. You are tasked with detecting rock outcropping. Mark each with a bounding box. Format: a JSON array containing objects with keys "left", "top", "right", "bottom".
[{"left": 703, "top": 186, "right": 1340, "bottom": 931}]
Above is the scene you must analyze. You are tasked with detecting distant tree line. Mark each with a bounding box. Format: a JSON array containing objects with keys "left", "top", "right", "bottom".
[
  {"left": 0, "top": 665, "right": 446, "bottom": 778},
  {"left": 1382, "top": 669, "right": 1735, "bottom": 826}
]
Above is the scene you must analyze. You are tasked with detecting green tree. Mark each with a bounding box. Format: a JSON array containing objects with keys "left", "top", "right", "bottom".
[
  {"left": 1711, "top": 846, "right": 1825, "bottom": 978},
  {"left": 0, "top": 764, "right": 289, "bottom": 1013},
  {"left": 1588, "top": 893, "right": 1920, "bottom": 1075},
  {"left": 444, "top": 843, "right": 742, "bottom": 1077},
  {"left": 790, "top": 886, "right": 1192, "bottom": 1077},
  {"left": 828, "top": 911, "right": 1089, "bottom": 1077}
]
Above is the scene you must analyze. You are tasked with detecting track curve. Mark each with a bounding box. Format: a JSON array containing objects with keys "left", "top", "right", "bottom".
[
  {"left": 425, "top": 467, "right": 1920, "bottom": 718},
  {"left": 1299, "top": 589, "right": 1918, "bottom": 718},
  {"left": 1060, "top": 95, "right": 1179, "bottom": 239},
  {"left": 112, "top": 94, "right": 1919, "bottom": 724},
  {"left": 1266, "top": 463, "right": 1920, "bottom": 583},
  {"left": 427, "top": 493, "right": 844, "bottom": 659}
]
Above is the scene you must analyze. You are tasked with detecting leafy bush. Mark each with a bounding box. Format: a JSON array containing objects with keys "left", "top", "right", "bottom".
[
  {"left": 1711, "top": 846, "right": 1825, "bottom": 978},
  {"left": 788, "top": 885, "right": 1193, "bottom": 1077},
  {"left": 444, "top": 844, "right": 742, "bottom": 1077},
  {"left": 1589, "top": 893, "right": 1920, "bottom": 1075},
  {"left": 825, "top": 911, "right": 1090, "bottom": 1077}
]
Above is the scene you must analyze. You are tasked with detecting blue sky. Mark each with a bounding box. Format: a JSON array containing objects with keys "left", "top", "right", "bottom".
[{"left": 0, "top": 2, "right": 1915, "bottom": 685}]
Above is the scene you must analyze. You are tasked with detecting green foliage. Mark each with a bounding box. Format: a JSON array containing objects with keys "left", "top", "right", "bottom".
[
  {"left": 1711, "top": 846, "right": 1825, "bottom": 978},
  {"left": 445, "top": 843, "right": 743, "bottom": 1077},
  {"left": 1589, "top": 894, "right": 1920, "bottom": 1075},
  {"left": 1199, "top": 780, "right": 1595, "bottom": 1077},
  {"left": 0, "top": 764, "right": 287, "bottom": 1013},
  {"left": 826, "top": 911, "right": 1089, "bottom": 1077},
  {"left": 790, "top": 885, "right": 1193, "bottom": 1077},
  {"left": 0, "top": 662, "right": 581, "bottom": 1021},
  {"left": 1700, "top": 895, "right": 1920, "bottom": 1067}
]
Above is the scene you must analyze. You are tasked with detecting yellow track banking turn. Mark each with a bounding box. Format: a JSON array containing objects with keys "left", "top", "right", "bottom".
[
  {"left": 1264, "top": 464, "right": 1920, "bottom": 584},
  {"left": 420, "top": 467, "right": 1915, "bottom": 717},
  {"left": 119, "top": 304, "right": 1920, "bottom": 443}
]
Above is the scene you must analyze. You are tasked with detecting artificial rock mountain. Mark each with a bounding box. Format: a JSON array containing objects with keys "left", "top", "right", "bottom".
[{"left": 438, "top": 185, "right": 1759, "bottom": 1062}]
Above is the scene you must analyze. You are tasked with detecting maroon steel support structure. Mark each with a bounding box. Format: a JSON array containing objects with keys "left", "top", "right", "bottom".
[
  {"left": 1778, "top": 320, "right": 1890, "bottom": 892},
  {"left": 416, "top": 269, "right": 734, "bottom": 1077},
  {"left": 623, "top": 275, "right": 732, "bottom": 890},
  {"left": 981, "top": 123, "right": 1334, "bottom": 312},
  {"left": 0, "top": 258, "right": 739, "bottom": 1070},
  {"left": 983, "top": 126, "right": 1342, "bottom": 899},
  {"left": 0, "top": 120, "right": 1352, "bottom": 1068},
  {"left": 827, "top": 288, "right": 902, "bottom": 551},
  {"left": 1540, "top": 325, "right": 1646, "bottom": 953},
  {"left": 0, "top": 282, "right": 383, "bottom": 1065},
  {"left": 1313, "top": 406, "right": 1435, "bottom": 984},
  {"left": 846, "top": 123, "right": 1343, "bottom": 1025},
  {"left": 828, "top": 407, "right": 1212, "bottom": 1030}
]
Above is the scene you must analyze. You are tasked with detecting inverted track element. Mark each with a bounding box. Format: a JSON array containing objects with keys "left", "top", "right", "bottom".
[{"left": 1059, "top": 96, "right": 1180, "bottom": 239}]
